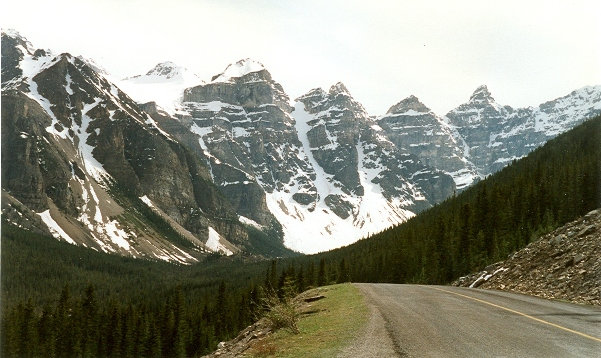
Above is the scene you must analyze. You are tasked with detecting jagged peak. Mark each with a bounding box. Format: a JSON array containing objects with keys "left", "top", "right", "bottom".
[
  {"left": 469, "top": 84, "right": 495, "bottom": 103},
  {"left": 1, "top": 28, "right": 35, "bottom": 54},
  {"left": 121, "top": 61, "right": 201, "bottom": 86},
  {"left": 145, "top": 61, "right": 182, "bottom": 77},
  {"left": 387, "top": 95, "right": 430, "bottom": 114},
  {"left": 328, "top": 82, "right": 350, "bottom": 96},
  {"left": 1, "top": 28, "right": 27, "bottom": 42},
  {"left": 210, "top": 58, "right": 266, "bottom": 83},
  {"left": 77, "top": 56, "right": 110, "bottom": 77},
  {"left": 296, "top": 87, "right": 327, "bottom": 101},
  {"left": 568, "top": 85, "right": 601, "bottom": 98}
]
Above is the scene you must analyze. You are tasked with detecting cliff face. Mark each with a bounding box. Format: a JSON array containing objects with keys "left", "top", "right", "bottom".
[{"left": 378, "top": 96, "right": 478, "bottom": 190}]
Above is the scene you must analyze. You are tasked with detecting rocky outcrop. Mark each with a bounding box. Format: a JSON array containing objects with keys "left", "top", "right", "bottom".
[
  {"left": 1, "top": 30, "right": 28, "bottom": 84},
  {"left": 185, "top": 59, "right": 291, "bottom": 112},
  {"left": 453, "top": 208, "right": 601, "bottom": 306}
]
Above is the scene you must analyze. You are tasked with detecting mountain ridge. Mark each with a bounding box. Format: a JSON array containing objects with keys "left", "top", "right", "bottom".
[{"left": 3, "top": 30, "right": 600, "bottom": 257}]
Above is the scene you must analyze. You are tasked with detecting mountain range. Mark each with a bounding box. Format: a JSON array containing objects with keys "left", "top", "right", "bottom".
[{"left": 2, "top": 29, "right": 600, "bottom": 259}]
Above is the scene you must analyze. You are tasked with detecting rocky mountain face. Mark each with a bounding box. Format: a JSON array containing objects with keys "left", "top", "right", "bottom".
[
  {"left": 378, "top": 96, "right": 478, "bottom": 190},
  {"left": 294, "top": 84, "right": 454, "bottom": 211},
  {"left": 159, "top": 60, "right": 454, "bottom": 253},
  {"left": 446, "top": 85, "right": 601, "bottom": 175},
  {"left": 379, "top": 85, "right": 601, "bottom": 188},
  {"left": 453, "top": 208, "right": 601, "bottom": 306},
  {"left": 0, "top": 31, "right": 282, "bottom": 263},
  {"left": 3, "top": 30, "right": 601, "bottom": 258},
  {"left": 176, "top": 59, "right": 309, "bottom": 229}
]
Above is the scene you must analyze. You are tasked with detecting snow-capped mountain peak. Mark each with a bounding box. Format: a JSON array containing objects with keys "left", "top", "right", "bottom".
[
  {"left": 469, "top": 84, "right": 495, "bottom": 103},
  {"left": 117, "top": 62, "right": 202, "bottom": 115},
  {"left": 123, "top": 61, "right": 201, "bottom": 84},
  {"left": 144, "top": 61, "right": 182, "bottom": 78},
  {"left": 387, "top": 95, "right": 430, "bottom": 114},
  {"left": 76, "top": 55, "right": 111, "bottom": 77},
  {"left": 210, "top": 58, "right": 266, "bottom": 83},
  {"left": 328, "top": 82, "right": 351, "bottom": 96},
  {"left": 446, "top": 84, "right": 601, "bottom": 174},
  {"left": 1, "top": 28, "right": 34, "bottom": 53}
]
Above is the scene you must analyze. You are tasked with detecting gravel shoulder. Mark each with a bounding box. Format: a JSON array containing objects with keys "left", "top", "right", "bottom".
[{"left": 336, "top": 285, "right": 402, "bottom": 357}]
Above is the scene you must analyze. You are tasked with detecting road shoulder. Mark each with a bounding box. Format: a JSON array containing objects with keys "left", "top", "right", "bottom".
[{"left": 337, "top": 283, "right": 405, "bottom": 357}]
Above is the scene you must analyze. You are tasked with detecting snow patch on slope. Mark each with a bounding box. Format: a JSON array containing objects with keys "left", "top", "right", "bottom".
[
  {"left": 355, "top": 141, "right": 415, "bottom": 229},
  {"left": 239, "top": 215, "right": 263, "bottom": 229},
  {"left": 77, "top": 98, "right": 111, "bottom": 182},
  {"left": 206, "top": 227, "right": 233, "bottom": 256},
  {"left": 293, "top": 102, "right": 344, "bottom": 201},
  {"left": 37, "top": 210, "right": 75, "bottom": 244},
  {"left": 140, "top": 195, "right": 154, "bottom": 208}
]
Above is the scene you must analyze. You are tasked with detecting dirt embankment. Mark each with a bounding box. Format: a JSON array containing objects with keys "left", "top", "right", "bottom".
[{"left": 453, "top": 208, "right": 601, "bottom": 305}]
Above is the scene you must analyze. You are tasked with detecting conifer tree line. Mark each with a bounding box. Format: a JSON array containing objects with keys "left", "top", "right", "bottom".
[
  {"left": 1, "top": 253, "right": 337, "bottom": 357},
  {"left": 2, "top": 115, "right": 599, "bottom": 356},
  {"left": 1, "top": 222, "right": 338, "bottom": 357}
]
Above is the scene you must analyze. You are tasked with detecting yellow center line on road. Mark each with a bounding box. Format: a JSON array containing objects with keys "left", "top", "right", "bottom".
[{"left": 427, "top": 286, "right": 601, "bottom": 344}]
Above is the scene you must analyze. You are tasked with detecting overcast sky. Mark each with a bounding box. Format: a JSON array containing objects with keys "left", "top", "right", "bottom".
[{"left": 3, "top": 0, "right": 601, "bottom": 115}]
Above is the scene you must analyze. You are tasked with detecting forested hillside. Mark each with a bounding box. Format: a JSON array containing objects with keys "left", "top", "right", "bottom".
[
  {"left": 2, "top": 115, "right": 599, "bottom": 357},
  {"left": 1, "top": 225, "right": 266, "bottom": 356}
]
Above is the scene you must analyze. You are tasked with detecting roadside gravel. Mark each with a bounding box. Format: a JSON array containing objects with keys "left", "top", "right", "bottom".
[{"left": 337, "top": 284, "right": 405, "bottom": 357}]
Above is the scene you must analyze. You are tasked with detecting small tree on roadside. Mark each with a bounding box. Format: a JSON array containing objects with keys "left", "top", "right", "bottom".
[{"left": 260, "top": 277, "right": 299, "bottom": 334}]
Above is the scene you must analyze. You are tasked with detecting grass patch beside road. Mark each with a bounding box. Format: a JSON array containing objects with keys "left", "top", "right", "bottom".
[{"left": 247, "top": 283, "right": 368, "bottom": 357}]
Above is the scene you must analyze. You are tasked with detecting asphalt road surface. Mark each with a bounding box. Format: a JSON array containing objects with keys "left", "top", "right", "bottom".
[{"left": 339, "top": 284, "right": 601, "bottom": 357}]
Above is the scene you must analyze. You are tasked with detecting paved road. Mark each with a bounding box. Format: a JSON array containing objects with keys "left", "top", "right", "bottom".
[{"left": 339, "top": 284, "right": 601, "bottom": 357}]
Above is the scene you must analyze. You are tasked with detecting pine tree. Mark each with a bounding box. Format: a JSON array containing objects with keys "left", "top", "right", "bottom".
[
  {"left": 296, "top": 265, "right": 306, "bottom": 292},
  {"left": 317, "top": 258, "right": 327, "bottom": 286},
  {"left": 336, "top": 258, "right": 349, "bottom": 283},
  {"left": 215, "top": 281, "right": 228, "bottom": 338},
  {"left": 106, "top": 305, "right": 123, "bottom": 358},
  {"left": 55, "top": 285, "right": 74, "bottom": 357},
  {"left": 37, "top": 304, "right": 56, "bottom": 358},
  {"left": 306, "top": 261, "right": 316, "bottom": 287},
  {"left": 172, "top": 287, "right": 187, "bottom": 358},
  {"left": 147, "top": 319, "right": 162, "bottom": 358},
  {"left": 81, "top": 285, "right": 99, "bottom": 358}
]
